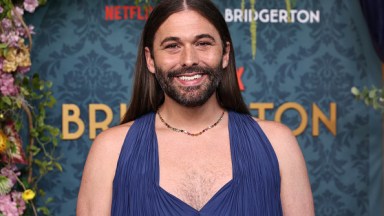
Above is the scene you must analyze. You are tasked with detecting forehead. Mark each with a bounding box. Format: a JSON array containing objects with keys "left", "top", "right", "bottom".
[{"left": 153, "top": 10, "right": 221, "bottom": 44}]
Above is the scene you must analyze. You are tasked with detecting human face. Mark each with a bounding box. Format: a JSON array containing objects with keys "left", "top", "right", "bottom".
[{"left": 145, "top": 10, "right": 230, "bottom": 107}]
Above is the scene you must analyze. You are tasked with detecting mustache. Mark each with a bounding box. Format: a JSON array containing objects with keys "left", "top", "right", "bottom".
[{"left": 165, "top": 66, "right": 215, "bottom": 78}]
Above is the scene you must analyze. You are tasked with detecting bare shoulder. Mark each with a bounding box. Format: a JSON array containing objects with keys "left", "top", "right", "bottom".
[
  {"left": 252, "top": 117, "right": 315, "bottom": 216},
  {"left": 253, "top": 117, "right": 297, "bottom": 154},
  {"left": 86, "top": 121, "right": 134, "bottom": 167},
  {"left": 92, "top": 121, "right": 134, "bottom": 154},
  {"left": 76, "top": 121, "right": 134, "bottom": 216}
]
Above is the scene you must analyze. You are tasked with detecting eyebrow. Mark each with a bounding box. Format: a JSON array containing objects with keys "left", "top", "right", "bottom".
[
  {"left": 160, "top": 37, "right": 181, "bottom": 47},
  {"left": 159, "top": 34, "right": 216, "bottom": 46},
  {"left": 195, "top": 34, "right": 216, "bottom": 42}
]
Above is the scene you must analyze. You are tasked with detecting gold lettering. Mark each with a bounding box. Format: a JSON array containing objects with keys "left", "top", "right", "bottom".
[
  {"left": 89, "top": 104, "right": 113, "bottom": 139},
  {"left": 274, "top": 102, "right": 308, "bottom": 136},
  {"left": 249, "top": 103, "right": 274, "bottom": 120},
  {"left": 62, "top": 104, "right": 85, "bottom": 140},
  {"left": 312, "top": 103, "right": 337, "bottom": 136},
  {"left": 120, "top": 103, "right": 127, "bottom": 122}
]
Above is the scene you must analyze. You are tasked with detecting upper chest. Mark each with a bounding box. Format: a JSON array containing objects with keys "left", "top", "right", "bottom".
[
  {"left": 156, "top": 125, "right": 232, "bottom": 175},
  {"left": 156, "top": 128, "right": 233, "bottom": 210}
]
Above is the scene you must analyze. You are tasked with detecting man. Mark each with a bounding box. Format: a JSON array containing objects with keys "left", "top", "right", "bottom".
[{"left": 77, "top": 0, "right": 314, "bottom": 215}]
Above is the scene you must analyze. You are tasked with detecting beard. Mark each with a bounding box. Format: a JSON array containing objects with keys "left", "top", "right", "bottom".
[{"left": 154, "top": 62, "right": 224, "bottom": 107}]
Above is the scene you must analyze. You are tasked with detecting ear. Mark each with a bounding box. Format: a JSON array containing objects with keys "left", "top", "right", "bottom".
[
  {"left": 222, "top": 42, "right": 230, "bottom": 69},
  {"left": 145, "top": 47, "right": 155, "bottom": 74}
]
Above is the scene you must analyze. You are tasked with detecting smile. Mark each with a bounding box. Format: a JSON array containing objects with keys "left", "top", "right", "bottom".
[{"left": 178, "top": 74, "right": 203, "bottom": 81}]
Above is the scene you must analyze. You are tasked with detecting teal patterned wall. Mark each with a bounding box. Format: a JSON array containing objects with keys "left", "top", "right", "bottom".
[{"left": 25, "top": 0, "right": 382, "bottom": 215}]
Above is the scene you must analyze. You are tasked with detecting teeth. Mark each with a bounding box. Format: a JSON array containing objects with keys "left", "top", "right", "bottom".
[{"left": 178, "top": 74, "right": 202, "bottom": 81}]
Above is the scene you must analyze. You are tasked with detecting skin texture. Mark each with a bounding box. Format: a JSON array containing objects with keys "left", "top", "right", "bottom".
[{"left": 77, "top": 10, "right": 314, "bottom": 215}]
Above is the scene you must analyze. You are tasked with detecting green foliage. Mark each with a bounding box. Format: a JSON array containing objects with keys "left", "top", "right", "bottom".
[
  {"left": 351, "top": 86, "right": 384, "bottom": 111},
  {"left": 0, "top": 73, "right": 61, "bottom": 215},
  {"left": 22, "top": 74, "right": 61, "bottom": 215}
]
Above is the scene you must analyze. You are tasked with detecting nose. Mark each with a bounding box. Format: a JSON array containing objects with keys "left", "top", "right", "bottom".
[{"left": 180, "top": 45, "right": 199, "bottom": 67}]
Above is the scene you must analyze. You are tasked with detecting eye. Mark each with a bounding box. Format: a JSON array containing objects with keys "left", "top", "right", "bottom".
[
  {"left": 164, "top": 43, "right": 179, "bottom": 49},
  {"left": 196, "top": 41, "right": 212, "bottom": 47}
]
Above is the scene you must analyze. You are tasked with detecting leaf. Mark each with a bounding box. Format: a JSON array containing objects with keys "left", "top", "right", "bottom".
[
  {"left": 50, "top": 127, "right": 60, "bottom": 137},
  {"left": 369, "top": 89, "right": 376, "bottom": 98},
  {"left": 32, "top": 74, "right": 40, "bottom": 90},
  {"left": 2, "top": 47, "right": 8, "bottom": 57},
  {"left": 47, "top": 95, "right": 56, "bottom": 108},
  {"left": 20, "top": 86, "right": 30, "bottom": 96},
  {"left": 37, "top": 206, "right": 50, "bottom": 215},
  {"left": 15, "top": 98, "right": 23, "bottom": 108},
  {"left": 52, "top": 137, "right": 58, "bottom": 147},
  {"left": 364, "top": 98, "right": 369, "bottom": 105},
  {"left": 38, "top": 189, "right": 46, "bottom": 197},
  {"left": 39, "top": 0, "right": 48, "bottom": 6},
  {"left": 351, "top": 87, "right": 360, "bottom": 96},
  {"left": 2, "top": 96, "right": 12, "bottom": 105},
  {"left": 15, "top": 121, "right": 22, "bottom": 131},
  {"left": 45, "top": 197, "right": 54, "bottom": 204},
  {"left": 32, "top": 148, "right": 41, "bottom": 156},
  {"left": 54, "top": 162, "right": 63, "bottom": 172},
  {"left": 34, "top": 159, "right": 42, "bottom": 166},
  {"left": 46, "top": 81, "right": 53, "bottom": 88}
]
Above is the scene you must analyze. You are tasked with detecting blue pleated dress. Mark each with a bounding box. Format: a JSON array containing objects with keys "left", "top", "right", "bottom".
[{"left": 112, "top": 111, "right": 282, "bottom": 215}]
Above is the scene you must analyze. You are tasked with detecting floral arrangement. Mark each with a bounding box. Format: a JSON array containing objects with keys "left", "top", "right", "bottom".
[{"left": 0, "top": 0, "right": 61, "bottom": 215}]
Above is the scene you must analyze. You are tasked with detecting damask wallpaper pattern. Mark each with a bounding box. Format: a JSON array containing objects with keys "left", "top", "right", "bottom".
[{"left": 25, "top": 0, "right": 382, "bottom": 215}]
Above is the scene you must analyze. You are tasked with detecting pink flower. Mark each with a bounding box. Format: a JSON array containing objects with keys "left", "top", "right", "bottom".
[
  {"left": 11, "top": 192, "right": 25, "bottom": 215},
  {"left": 0, "top": 6, "right": 3, "bottom": 14},
  {"left": 0, "top": 72, "right": 19, "bottom": 96},
  {"left": 24, "top": 0, "right": 39, "bottom": 13},
  {"left": 0, "top": 194, "right": 19, "bottom": 216}
]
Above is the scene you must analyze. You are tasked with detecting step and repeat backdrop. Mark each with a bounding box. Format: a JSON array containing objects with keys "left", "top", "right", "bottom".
[{"left": 25, "top": 0, "right": 382, "bottom": 215}]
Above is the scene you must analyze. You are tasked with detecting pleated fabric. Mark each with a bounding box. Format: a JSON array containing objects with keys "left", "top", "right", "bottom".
[{"left": 112, "top": 111, "right": 282, "bottom": 216}]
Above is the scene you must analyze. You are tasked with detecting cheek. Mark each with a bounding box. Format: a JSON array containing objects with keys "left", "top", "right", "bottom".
[
  {"left": 200, "top": 52, "right": 223, "bottom": 67},
  {"left": 153, "top": 52, "right": 179, "bottom": 69}
]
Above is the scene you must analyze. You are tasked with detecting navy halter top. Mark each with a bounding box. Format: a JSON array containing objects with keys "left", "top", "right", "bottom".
[{"left": 112, "top": 111, "right": 282, "bottom": 215}]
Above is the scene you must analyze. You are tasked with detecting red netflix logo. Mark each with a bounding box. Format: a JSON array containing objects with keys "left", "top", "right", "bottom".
[{"left": 105, "top": 6, "right": 153, "bottom": 21}]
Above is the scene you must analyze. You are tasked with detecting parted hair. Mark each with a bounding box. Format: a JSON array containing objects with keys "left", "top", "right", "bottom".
[{"left": 120, "top": 0, "right": 250, "bottom": 124}]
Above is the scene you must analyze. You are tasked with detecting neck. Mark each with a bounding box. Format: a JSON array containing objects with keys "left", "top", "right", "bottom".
[{"left": 157, "top": 94, "right": 225, "bottom": 131}]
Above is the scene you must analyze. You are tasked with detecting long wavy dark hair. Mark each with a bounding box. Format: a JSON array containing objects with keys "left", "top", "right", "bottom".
[{"left": 121, "top": 0, "right": 250, "bottom": 124}]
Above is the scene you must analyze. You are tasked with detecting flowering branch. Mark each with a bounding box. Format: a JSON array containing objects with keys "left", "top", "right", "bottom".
[
  {"left": 0, "top": 1, "right": 61, "bottom": 215},
  {"left": 20, "top": 102, "right": 34, "bottom": 184}
]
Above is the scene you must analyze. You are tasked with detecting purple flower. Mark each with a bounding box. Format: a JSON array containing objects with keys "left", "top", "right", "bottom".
[
  {"left": 1, "top": 19, "right": 12, "bottom": 30},
  {"left": 0, "top": 6, "right": 3, "bottom": 14},
  {"left": 0, "top": 194, "right": 19, "bottom": 216},
  {"left": 1, "top": 32, "right": 20, "bottom": 47},
  {"left": 0, "top": 72, "right": 19, "bottom": 96},
  {"left": 24, "top": 0, "right": 39, "bottom": 13}
]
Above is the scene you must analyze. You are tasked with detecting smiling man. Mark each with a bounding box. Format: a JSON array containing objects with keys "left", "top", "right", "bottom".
[{"left": 77, "top": 0, "right": 314, "bottom": 215}]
